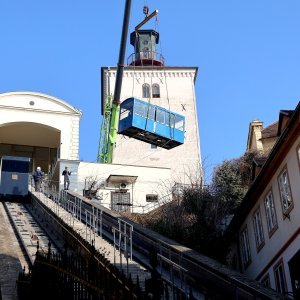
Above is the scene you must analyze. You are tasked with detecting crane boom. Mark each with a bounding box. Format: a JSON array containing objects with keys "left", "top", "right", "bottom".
[
  {"left": 98, "top": 3, "right": 159, "bottom": 163},
  {"left": 102, "top": 0, "right": 132, "bottom": 163}
]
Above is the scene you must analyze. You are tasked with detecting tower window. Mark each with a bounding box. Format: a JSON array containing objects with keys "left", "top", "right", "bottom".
[
  {"left": 152, "top": 84, "right": 160, "bottom": 98},
  {"left": 142, "top": 83, "right": 150, "bottom": 98}
]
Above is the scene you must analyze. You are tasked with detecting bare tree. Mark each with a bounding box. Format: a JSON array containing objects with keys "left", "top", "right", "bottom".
[
  {"left": 135, "top": 152, "right": 255, "bottom": 261},
  {"left": 83, "top": 175, "right": 105, "bottom": 200}
]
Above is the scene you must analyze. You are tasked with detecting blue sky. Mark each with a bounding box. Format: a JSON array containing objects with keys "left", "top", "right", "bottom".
[{"left": 0, "top": 1, "right": 299, "bottom": 181}]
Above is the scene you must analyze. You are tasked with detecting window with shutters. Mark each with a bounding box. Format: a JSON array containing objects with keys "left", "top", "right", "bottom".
[
  {"left": 252, "top": 208, "right": 265, "bottom": 251},
  {"left": 274, "top": 260, "right": 287, "bottom": 295},
  {"left": 264, "top": 190, "right": 278, "bottom": 236},
  {"left": 277, "top": 167, "right": 293, "bottom": 217},
  {"left": 240, "top": 226, "right": 251, "bottom": 268}
]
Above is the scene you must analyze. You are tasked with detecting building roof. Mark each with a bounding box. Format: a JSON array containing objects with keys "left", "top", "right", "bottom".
[
  {"left": 277, "top": 109, "right": 294, "bottom": 136},
  {"left": 227, "top": 102, "right": 300, "bottom": 234},
  {"left": 252, "top": 156, "right": 268, "bottom": 167},
  {"left": 0, "top": 91, "right": 82, "bottom": 116},
  {"left": 261, "top": 121, "right": 278, "bottom": 139}
]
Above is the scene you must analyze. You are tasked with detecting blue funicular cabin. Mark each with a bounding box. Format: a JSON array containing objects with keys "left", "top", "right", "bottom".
[
  {"left": 118, "top": 98, "right": 185, "bottom": 149},
  {"left": 0, "top": 155, "right": 31, "bottom": 198}
]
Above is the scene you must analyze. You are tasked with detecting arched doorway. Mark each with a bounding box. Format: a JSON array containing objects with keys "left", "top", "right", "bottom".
[{"left": 0, "top": 122, "right": 61, "bottom": 174}]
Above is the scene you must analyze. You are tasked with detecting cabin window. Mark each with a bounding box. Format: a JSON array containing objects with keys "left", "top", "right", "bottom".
[
  {"left": 146, "top": 105, "right": 155, "bottom": 120},
  {"left": 120, "top": 102, "right": 133, "bottom": 120},
  {"left": 1, "top": 160, "right": 29, "bottom": 173},
  {"left": 120, "top": 107, "right": 130, "bottom": 120},
  {"left": 274, "top": 260, "right": 287, "bottom": 294},
  {"left": 277, "top": 167, "right": 293, "bottom": 216},
  {"left": 175, "top": 116, "right": 184, "bottom": 131},
  {"left": 156, "top": 108, "right": 165, "bottom": 124},
  {"left": 264, "top": 190, "right": 278, "bottom": 236},
  {"left": 165, "top": 113, "right": 169, "bottom": 126},
  {"left": 240, "top": 226, "right": 251, "bottom": 268},
  {"left": 252, "top": 208, "right": 265, "bottom": 250},
  {"left": 134, "top": 101, "right": 147, "bottom": 117},
  {"left": 142, "top": 83, "right": 150, "bottom": 98},
  {"left": 170, "top": 114, "right": 175, "bottom": 128},
  {"left": 152, "top": 84, "right": 160, "bottom": 98},
  {"left": 165, "top": 113, "right": 175, "bottom": 128},
  {"left": 146, "top": 194, "right": 158, "bottom": 202}
]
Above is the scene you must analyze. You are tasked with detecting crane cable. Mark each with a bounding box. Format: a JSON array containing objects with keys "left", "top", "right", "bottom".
[
  {"left": 118, "top": 5, "right": 174, "bottom": 151},
  {"left": 155, "top": 14, "right": 174, "bottom": 140}
]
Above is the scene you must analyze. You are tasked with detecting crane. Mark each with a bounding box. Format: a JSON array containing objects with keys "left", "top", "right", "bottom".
[{"left": 98, "top": 3, "right": 159, "bottom": 163}]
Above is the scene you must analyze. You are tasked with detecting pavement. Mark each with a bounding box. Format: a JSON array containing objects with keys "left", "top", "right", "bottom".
[{"left": 0, "top": 203, "right": 23, "bottom": 300}]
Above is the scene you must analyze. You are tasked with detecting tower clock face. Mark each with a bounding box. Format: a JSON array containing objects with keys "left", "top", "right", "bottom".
[{"left": 143, "top": 40, "right": 149, "bottom": 45}]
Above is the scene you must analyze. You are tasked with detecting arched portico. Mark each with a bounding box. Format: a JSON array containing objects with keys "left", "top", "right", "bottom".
[
  {"left": 0, "top": 91, "right": 82, "bottom": 174},
  {"left": 0, "top": 122, "right": 61, "bottom": 173}
]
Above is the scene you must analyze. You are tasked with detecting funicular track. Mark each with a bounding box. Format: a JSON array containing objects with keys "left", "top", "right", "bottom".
[
  {"left": 19, "top": 190, "right": 153, "bottom": 300},
  {"left": 20, "top": 188, "right": 286, "bottom": 300},
  {"left": 2, "top": 200, "right": 59, "bottom": 268}
]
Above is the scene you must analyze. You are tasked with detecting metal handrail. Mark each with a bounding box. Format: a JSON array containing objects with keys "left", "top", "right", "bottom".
[{"left": 127, "top": 51, "right": 165, "bottom": 66}]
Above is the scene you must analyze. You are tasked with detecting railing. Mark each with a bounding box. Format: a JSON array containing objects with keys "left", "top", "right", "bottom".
[
  {"left": 27, "top": 187, "right": 286, "bottom": 300},
  {"left": 127, "top": 51, "right": 165, "bottom": 66},
  {"left": 18, "top": 247, "right": 144, "bottom": 300}
]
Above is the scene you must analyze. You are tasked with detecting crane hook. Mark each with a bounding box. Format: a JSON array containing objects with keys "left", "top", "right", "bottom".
[{"left": 143, "top": 6, "right": 149, "bottom": 17}]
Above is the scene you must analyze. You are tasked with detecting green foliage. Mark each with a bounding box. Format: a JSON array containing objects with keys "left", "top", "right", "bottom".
[
  {"left": 212, "top": 151, "right": 256, "bottom": 213},
  {"left": 143, "top": 152, "right": 255, "bottom": 261}
]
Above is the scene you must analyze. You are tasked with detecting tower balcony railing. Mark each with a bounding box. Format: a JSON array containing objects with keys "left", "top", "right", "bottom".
[{"left": 127, "top": 51, "right": 165, "bottom": 66}]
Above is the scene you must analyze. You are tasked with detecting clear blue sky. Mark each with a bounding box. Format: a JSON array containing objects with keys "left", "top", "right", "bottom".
[{"left": 0, "top": 1, "right": 299, "bottom": 181}]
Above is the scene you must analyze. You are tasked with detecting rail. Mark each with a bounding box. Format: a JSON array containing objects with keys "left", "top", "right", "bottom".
[
  {"left": 61, "top": 190, "right": 286, "bottom": 300},
  {"left": 26, "top": 184, "right": 286, "bottom": 299}
]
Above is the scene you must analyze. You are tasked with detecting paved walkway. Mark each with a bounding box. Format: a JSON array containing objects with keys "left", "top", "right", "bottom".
[{"left": 0, "top": 203, "right": 23, "bottom": 300}]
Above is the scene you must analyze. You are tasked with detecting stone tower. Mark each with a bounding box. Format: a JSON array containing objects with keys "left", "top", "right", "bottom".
[{"left": 101, "top": 27, "right": 202, "bottom": 185}]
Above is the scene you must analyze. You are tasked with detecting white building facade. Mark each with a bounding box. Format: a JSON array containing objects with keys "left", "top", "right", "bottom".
[
  {"left": 101, "top": 66, "right": 202, "bottom": 184},
  {"left": 228, "top": 103, "right": 300, "bottom": 298},
  {"left": 60, "top": 159, "right": 172, "bottom": 213},
  {"left": 0, "top": 91, "right": 82, "bottom": 173}
]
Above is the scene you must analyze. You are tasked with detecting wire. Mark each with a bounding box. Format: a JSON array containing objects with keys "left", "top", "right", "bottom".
[
  {"left": 155, "top": 15, "right": 174, "bottom": 140},
  {"left": 100, "top": 7, "right": 178, "bottom": 165}
]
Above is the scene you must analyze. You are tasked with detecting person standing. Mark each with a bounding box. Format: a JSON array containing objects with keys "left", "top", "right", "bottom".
[
  {"left": 32, "top": 166, "right": 44, "bottom": 192},
  {"left": 62, "top": 166, "right": 72, "bottom": 190}
]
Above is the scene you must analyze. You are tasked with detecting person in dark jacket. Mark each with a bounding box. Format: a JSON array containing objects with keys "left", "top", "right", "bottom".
[
  {"left": 32, "top": 166, "right": 44, "bottom": 192},
  {"left": 62, "top": 166, "right": 72, "bottom": 190}
]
